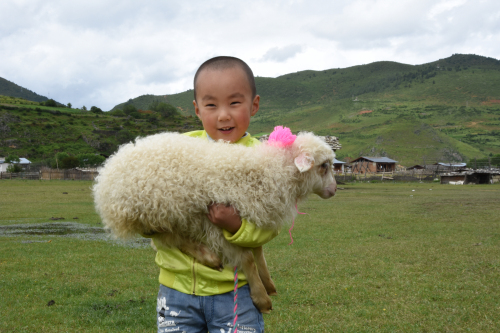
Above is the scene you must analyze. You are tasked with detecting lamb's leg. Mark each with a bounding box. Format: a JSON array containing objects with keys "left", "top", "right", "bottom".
[
  {"left": 253, "top": 246, "right": 277, "bottom": 296},
  {"left": 154, "top": 233, "right": 223, "bottom": 271},
  {"left": 241, "top": 249, "right": 273, "bottom": 313}
]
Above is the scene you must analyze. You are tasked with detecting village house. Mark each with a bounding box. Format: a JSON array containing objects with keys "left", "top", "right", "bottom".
[
  {"left": 350, "top": 156, "right": 398, "bottom": 174},
  {"left": 0, "top": 157, "right": 32, "bottom": 172},
  {"left": 441, "top": 169, "right": 500, "bottom": 185},
  {"left": 333, "top": 158, "right": 346, "bottom": 173}
]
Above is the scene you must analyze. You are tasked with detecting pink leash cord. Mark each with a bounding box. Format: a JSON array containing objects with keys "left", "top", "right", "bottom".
[
  {"left": 289, "top": 203, "right": 306, "bottom": 245},
  {"left": 233, "top": 266, "right": 239, "bottom": 333}
]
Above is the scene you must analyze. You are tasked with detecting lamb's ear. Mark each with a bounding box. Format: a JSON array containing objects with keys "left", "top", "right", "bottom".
[{"left": 294, "top": 153, "right": 314, "bottom": 173}]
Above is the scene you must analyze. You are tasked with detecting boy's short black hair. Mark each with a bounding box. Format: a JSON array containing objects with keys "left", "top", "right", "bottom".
[{"left": 193, "top": 56, "right": 256, "bottom": 101}]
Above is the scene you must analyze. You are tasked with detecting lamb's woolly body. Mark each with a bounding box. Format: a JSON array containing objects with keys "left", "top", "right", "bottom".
[{"left": 93, "top": 131, "right": 334, "bottom": 267}]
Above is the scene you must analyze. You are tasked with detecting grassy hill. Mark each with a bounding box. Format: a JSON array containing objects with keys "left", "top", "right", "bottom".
[
  {"left": 112, "top": 54, "right": 500, "bottom": 165},
  {"left": 0, "top": 96, "right": 202, "bottom": 165}
]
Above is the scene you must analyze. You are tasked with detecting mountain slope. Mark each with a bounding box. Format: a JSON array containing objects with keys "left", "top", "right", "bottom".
[
  {"left": 109, "top": 54, "right": 500, "bottom": 165},
  {"left": 0, "top": 77, "right": 49, "bottom": 103}
]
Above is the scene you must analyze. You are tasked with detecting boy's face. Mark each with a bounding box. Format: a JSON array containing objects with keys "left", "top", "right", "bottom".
[{"left": 193, "top": 66, "right": 259, "bottom": 143}]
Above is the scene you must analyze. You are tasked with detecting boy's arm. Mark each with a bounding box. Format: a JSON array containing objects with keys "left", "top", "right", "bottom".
[{"left": 207, "top": 203, "right": 279, "bottom": 248}]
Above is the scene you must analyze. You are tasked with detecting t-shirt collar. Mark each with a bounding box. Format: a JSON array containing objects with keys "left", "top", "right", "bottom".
[{"left": 206, "top": 132, "right": 248, "bottom": 142}]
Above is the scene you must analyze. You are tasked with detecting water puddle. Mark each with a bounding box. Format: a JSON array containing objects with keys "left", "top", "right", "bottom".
[{"left": 0, "top": 222, "right": 151, "bottom": 248}]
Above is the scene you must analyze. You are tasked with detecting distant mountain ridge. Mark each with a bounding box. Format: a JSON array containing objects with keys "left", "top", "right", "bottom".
[
  {"left": 1, "top": 53, "right": 498, "bottom": 166},
  {"left": 110, "top": 54, "right": 500, "bottom": 165},
  {"left": 0, "top": 77, "right": 49, "bottom": 103},
  {"left": 112, "top": 54, "right": 500, "bottom": 111}
]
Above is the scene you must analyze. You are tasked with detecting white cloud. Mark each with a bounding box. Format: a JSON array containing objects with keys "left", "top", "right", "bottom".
[
  {"left": 0, "top": 0, "right": 499, "bottom": 110},
  {"left": 260, "top": 45, "right": 303, "bottom": 62}
]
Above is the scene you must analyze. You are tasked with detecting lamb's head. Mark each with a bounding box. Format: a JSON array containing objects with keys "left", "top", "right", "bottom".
[{"left": 291, "top": 132, "right": 337, "bottom": 199}]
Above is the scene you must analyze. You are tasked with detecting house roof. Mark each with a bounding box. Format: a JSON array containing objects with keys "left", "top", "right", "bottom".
[
  {"left": 435, "top": 162, "right": 467, "bottom": 167},
  {"left": 351, "top": 156, "right": 398, "bottom": 163},
  {"left": 333, "top": 158, "right": 346, "bottom": 164},
  {"left": 1, "top": 158, "right": 31, "bottom": 164},
  {"left": 407, "top": 165, "right": 425, "bottom": 170}
]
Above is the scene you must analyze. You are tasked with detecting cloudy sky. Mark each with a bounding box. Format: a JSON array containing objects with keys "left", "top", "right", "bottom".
[{"left": 1, "top": 0, "right": 499, "bottom": 110}]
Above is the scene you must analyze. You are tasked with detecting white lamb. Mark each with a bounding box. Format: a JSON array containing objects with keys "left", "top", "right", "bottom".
[{"left": 92, "top": 127, "right": 337, "bottom": 313}]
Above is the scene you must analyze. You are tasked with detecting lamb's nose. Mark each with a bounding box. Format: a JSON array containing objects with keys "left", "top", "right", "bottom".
[{"left": 328, "top": 182, "right": 337, "bottom": 196}]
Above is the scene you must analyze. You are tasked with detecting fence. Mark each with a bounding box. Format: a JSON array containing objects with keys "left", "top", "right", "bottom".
[
  {"left": 0, "top": 172, "right": 40, "bottom": 180},
  {"left": 0, "top": 169, "right": 99, "bottom": 181},
  {"left": 40, "top": 168, "right": 98, "bottom": 181},
  {"left": 335, "top": 169, "right": 439, "bottom": 183}
]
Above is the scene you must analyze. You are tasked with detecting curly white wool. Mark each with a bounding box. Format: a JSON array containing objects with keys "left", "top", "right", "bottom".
[{"left": 93, "top": 131, "right": 335, "bottom": 266}]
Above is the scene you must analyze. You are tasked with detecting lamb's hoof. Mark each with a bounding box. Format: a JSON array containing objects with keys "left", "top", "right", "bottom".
[
  {"left": 253, "top": 295, "right": 273, "bottom": 314},
  {"left": 259, "top": 305, "right": 273, "bottom": 314},
  {"left": 265, "top": 283, "right": 278, "bottom": 296}
]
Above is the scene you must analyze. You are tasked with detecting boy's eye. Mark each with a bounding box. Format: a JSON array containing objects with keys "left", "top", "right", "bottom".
[
  {"left": 230, "top": 101, "right": 241, "bottom": 105},
  {"left": 205, "top": 103, "right": 216, "bottom": 107}
]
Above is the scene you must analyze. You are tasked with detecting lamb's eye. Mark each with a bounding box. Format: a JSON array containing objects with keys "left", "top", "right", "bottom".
[{"left": 321, "top": 162, "right": 328, "bottom": 169}]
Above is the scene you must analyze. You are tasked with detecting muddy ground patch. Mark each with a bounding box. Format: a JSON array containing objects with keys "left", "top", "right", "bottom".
[{"left": 0, "top": 222, "right": 151, "bottom": 248}]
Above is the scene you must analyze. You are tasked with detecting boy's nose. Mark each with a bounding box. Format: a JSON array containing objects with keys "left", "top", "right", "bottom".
[{"left": 217, "top": 108, "right": 231, "bottom": 121}]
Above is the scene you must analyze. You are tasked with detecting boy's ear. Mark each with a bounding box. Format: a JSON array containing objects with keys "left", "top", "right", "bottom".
[
  {"left": 294, "top": 152, "right": 314, "bottom": 173},
  {"left": 251, "top": 95, "right": 260, "bottom": 117},
  {"left": 193, "top": 100, "right": 201, "bottom": 119}
]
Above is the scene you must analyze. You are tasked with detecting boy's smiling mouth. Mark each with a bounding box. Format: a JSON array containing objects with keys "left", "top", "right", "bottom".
[{"left": 219, "top": 126, "right": 234, "bottom": 133}]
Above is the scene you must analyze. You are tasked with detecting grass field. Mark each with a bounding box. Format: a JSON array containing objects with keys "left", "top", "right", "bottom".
[{"left": 1, "top": 180, "right": 499, "bottom": 332}]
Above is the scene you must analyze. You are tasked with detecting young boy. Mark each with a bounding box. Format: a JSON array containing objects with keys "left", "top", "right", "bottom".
[{"left": 152, "top": 56, "right": 278, "bottom": 333}]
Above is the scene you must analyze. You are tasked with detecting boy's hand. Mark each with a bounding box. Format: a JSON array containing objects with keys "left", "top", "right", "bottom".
[{"left": 207, "top": 203, "right": 242, "bottom": 234}]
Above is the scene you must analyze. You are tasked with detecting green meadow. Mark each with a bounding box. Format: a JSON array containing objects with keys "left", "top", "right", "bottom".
[{"left": 1, "top": 180, "right": 499, "bottom": 332}]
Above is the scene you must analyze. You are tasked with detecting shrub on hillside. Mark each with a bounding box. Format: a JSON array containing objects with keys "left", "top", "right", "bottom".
[
  {"left": 116, "top": 129, "right": 135, "bottom": 144},
  {"left": 45, "top": 99, "right": 57, "bottom": 107},
  {"left": 90, "top": 106, "right": 103, "bottom": 113},
  {"left": 77, "top": 153, "right": 105, "bottom": 168},
  {"left": 156, "top": 102, "right": 179, "bottom": 118},
  {"left": 110, "top": 109, "right": 126, "bottom": 117}
]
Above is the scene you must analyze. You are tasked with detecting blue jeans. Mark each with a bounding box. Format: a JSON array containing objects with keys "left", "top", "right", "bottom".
[{"left": 156, "top": 284, "right": 264, "bottom": 333}]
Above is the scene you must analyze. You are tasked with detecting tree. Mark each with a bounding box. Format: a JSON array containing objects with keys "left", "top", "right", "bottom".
[
  {"left": 60, "top": 156, "right": 79, "bottom": 169},
  {"left": 45, "top": 99, "right": 57, "bottom": 107},
  {"left": 5, "top": 154, "right": 20, "bottom": 164},
  {"left": 155, "top": 102, "right": 179, "bottom": 118},
  {"left": 53, "top": 152, "right": 70, "bottom": 169},
  {"left": 90, "top": 106, "right": 103, "bottom": 113},
  {"left": 77, "top": 153, "right": 105, "bottom": 168},
  {"left": 67, "top": 103, "right": 72, "bottom": 108},
  {"left": 5, "top": 154, "right": 22, "bottom": 173},
  {"left": 82, "top": 106, "right": 87, "bottom": 111}
]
